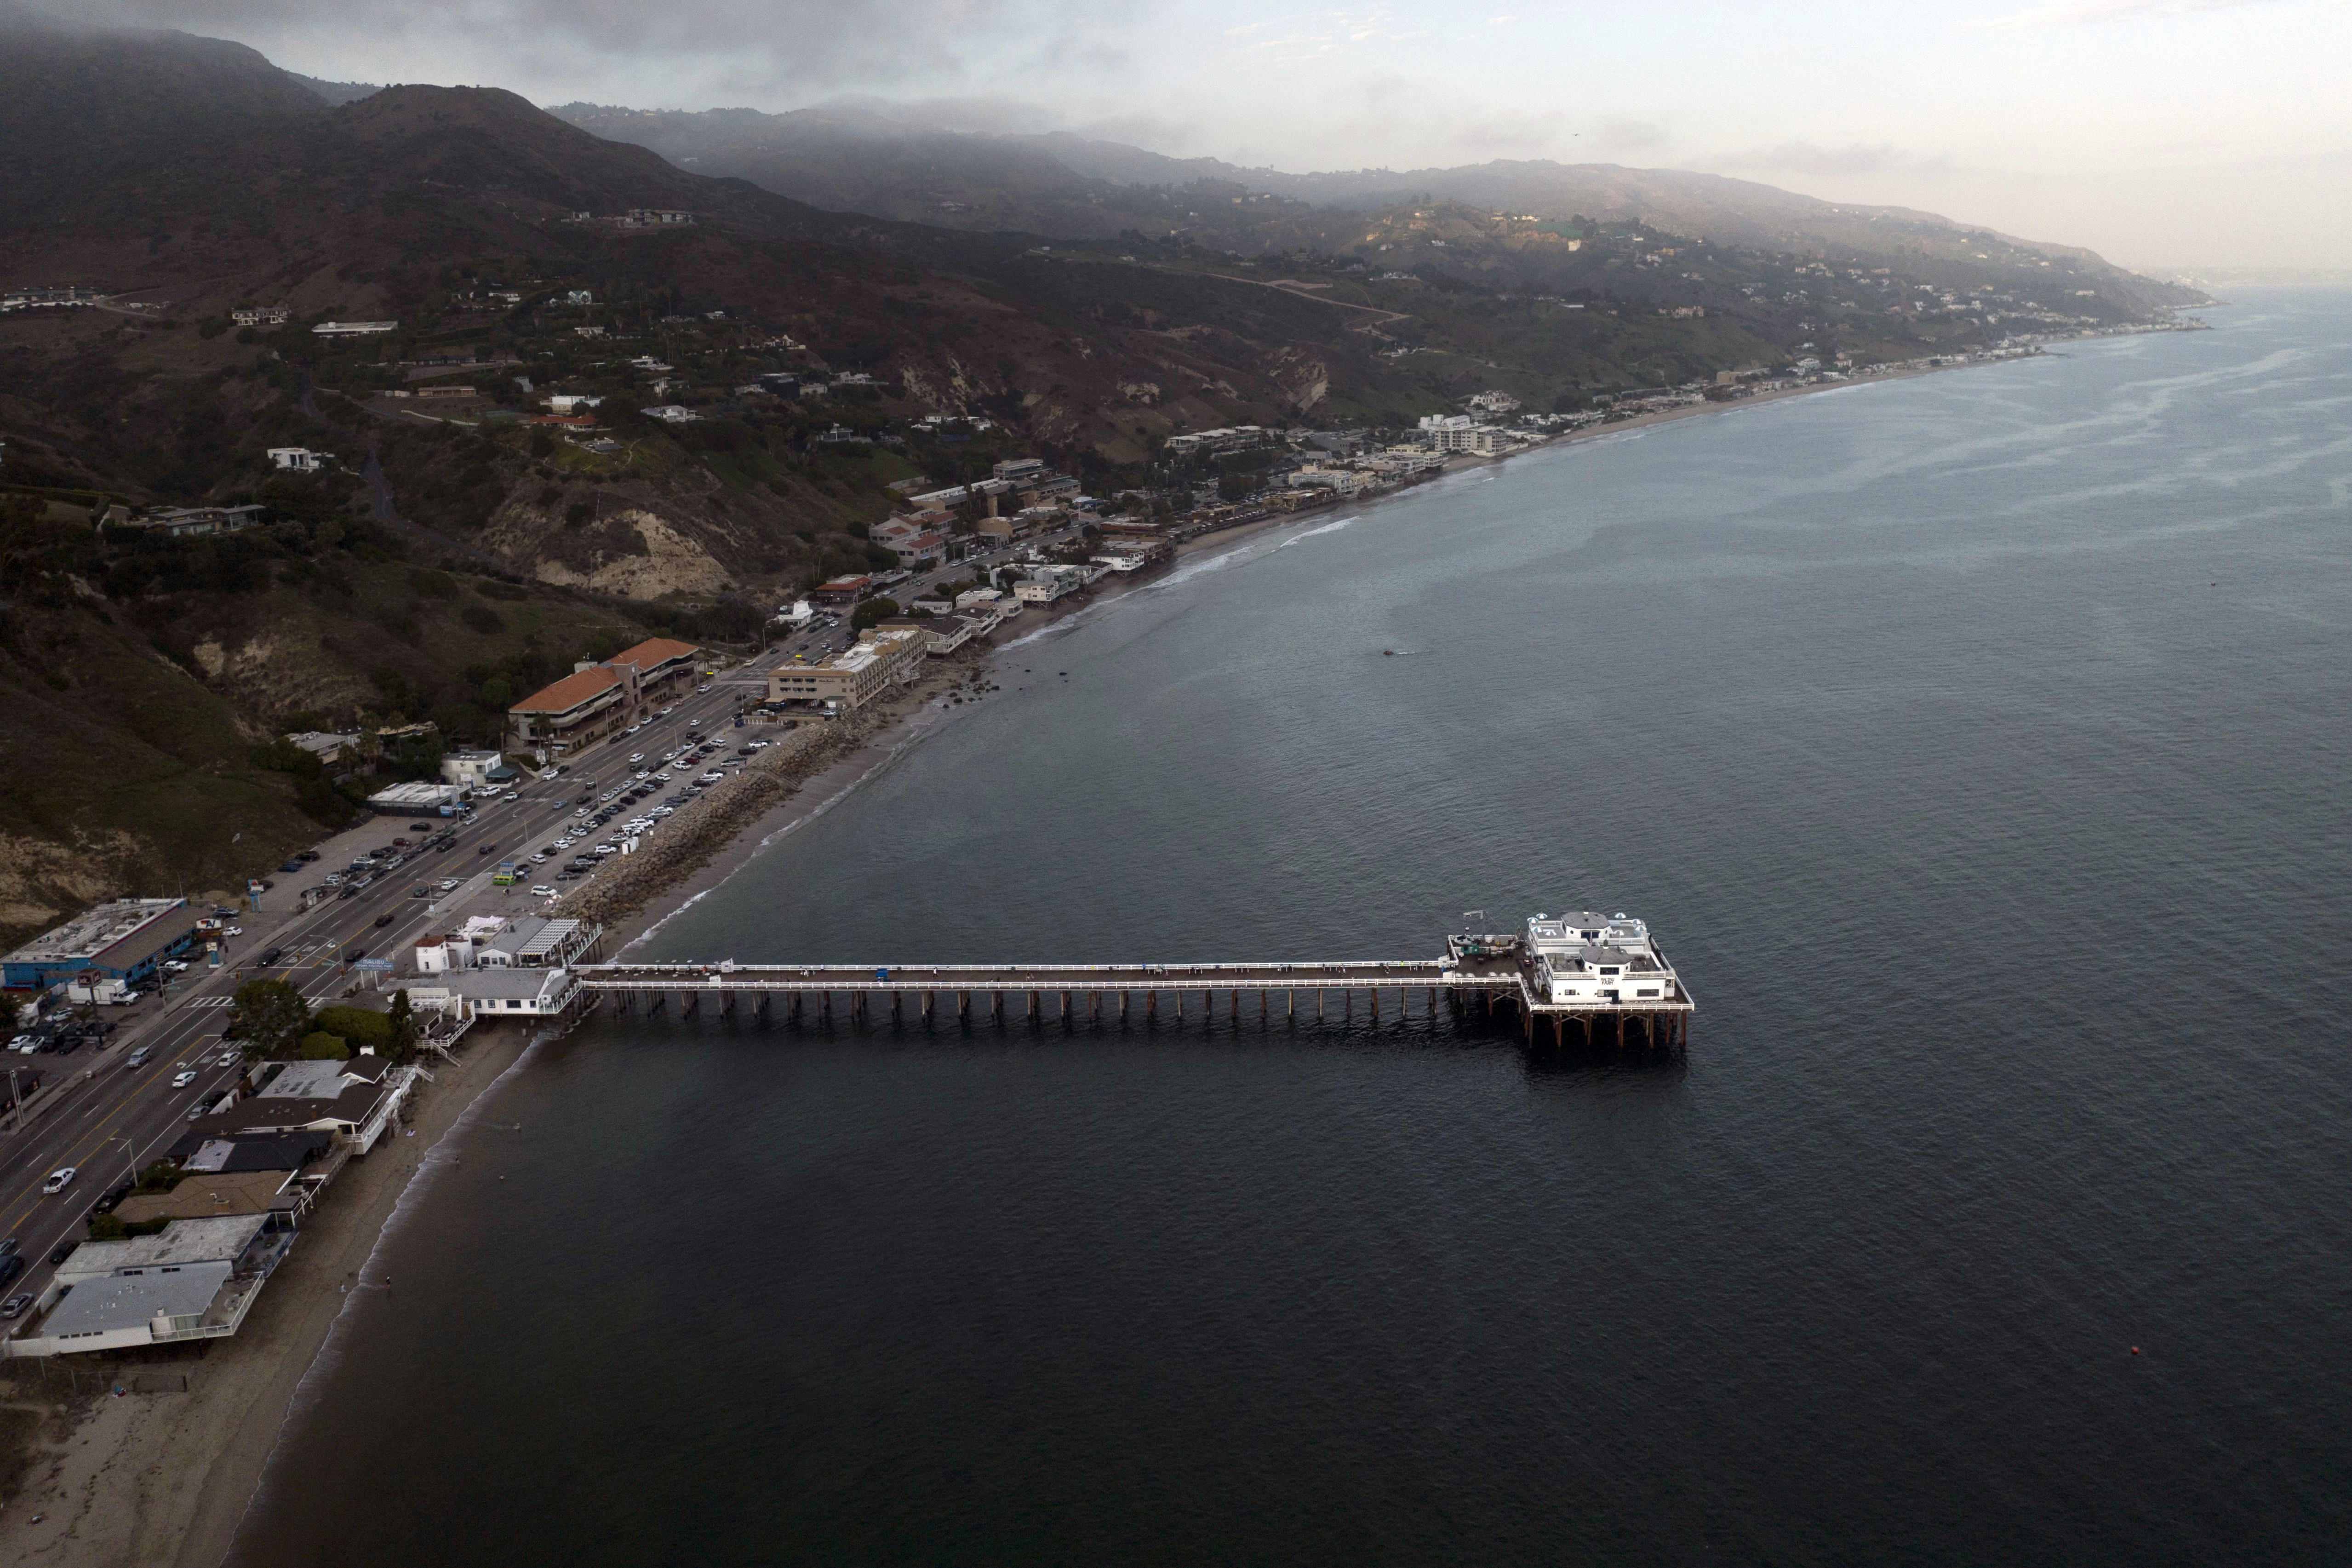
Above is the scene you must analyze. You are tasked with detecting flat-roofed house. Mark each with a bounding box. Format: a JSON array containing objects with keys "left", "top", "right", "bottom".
[
  {"left": 177, "top": 1054, "right": 415, "bottom": 1154},
  {"left": 11, "top": 1213, "right": 298, "bottom": 1357}
]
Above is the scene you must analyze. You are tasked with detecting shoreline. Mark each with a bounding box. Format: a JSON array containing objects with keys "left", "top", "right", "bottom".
[
  {"left": 0, "top": 1020, "right": 544, "bottom": 1568},
  {"left": 540, "top": 336, "right": 2130, "bottom": 957},
  {"left": 0, "top": 319, "right": 2186, "bottom": 1565}
]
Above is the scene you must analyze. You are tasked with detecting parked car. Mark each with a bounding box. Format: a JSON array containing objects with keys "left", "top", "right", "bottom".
[
  {"left": 42, "top": 1167, "right": 76, "bottom": 1194},
  {"left": 46, "top": 1240, "right": 76, "bottom": 1266},
  {"left": 297, "top": 850, "right": 321, "bottom": 863},
  {"left": 0, "top": 1293, "right": 29, "bottom": 1320},
  {"left": 92, "top": 1184, "right": 131, "bottom": 1215},
  {"left": 438, "top": 878, "right": 462, "bottom": 893},
  {"left": 409, "top": 821, "right": 434, "bottom": 832},
  {"left": 0, "top": 1259, "right": 22, "bottom": 1291},
  {"left": 221, "top": 926, "right": 243, "bottom": 938},
  {"left": 279, "top": 859, "right": 305, "bottom": 874}
]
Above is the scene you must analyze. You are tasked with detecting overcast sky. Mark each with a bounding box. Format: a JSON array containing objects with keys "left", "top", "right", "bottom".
[{"left": 66, "top": 0, "right": 2352, "bottom": 269}]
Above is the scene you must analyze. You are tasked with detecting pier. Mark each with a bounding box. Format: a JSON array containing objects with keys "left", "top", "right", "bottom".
[{"left": 570, "top": 910, "right": 1694, "bottom": 1048}]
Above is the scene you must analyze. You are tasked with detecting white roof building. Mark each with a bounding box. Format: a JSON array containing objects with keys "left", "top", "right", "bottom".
[{"left": 15, "top": 1213, "right": 297, "bottom": 1358}]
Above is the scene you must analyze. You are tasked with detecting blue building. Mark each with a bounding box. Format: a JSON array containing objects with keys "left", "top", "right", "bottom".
[{"left": 3, "top": 898, "right": 194, "bottom": 991}]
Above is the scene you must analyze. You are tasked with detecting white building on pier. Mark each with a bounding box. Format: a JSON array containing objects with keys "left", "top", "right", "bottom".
[{"left": 1524, "top": 910, "right": 1683, "bottom": 1006}]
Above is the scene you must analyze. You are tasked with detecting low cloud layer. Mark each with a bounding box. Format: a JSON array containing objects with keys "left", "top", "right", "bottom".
[{"left": 33, "top": 0, "right": 2352, "bottom": 267}]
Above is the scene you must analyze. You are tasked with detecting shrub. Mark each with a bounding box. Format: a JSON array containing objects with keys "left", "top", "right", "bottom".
[
  {"left": 298, "top": 1031, "right": 350, "bottom": 1060},
  {"left": 312, "top": 1006, "right": 392, "bottom": 1051},
  {"left": 462, "top": 604, "right": 505, "bottom": 635}
]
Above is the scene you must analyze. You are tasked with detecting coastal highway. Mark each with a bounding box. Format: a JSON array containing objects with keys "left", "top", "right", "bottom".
[
  {"left": 0, "top": 667, "right": 761, "bottom": 1316},
  {"left": 0, "top": 536, "right": 1081, "bottom": 1310}
]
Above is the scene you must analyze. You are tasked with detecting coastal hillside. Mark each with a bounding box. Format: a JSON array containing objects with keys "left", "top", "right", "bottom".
[
  {"left": 0, "top": 13, "right": 2206, "bottom": 940},
  {"left": 549, "top": 101, "right": 2204, "bottom": 314}
]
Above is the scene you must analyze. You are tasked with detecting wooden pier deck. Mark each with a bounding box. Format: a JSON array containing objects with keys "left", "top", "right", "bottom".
[{"left": 572, "top": 944, "right": 1693, "bottom": 1047}]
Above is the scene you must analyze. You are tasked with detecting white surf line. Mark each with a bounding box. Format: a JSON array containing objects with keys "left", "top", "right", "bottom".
[{"left": 1277, "top": 514, "right": 1360, "bottom": 547}]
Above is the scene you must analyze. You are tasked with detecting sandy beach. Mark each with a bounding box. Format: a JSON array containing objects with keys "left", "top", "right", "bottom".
[
  {"left": 0, "top": 1021, "right": 539, "bottom": 1568},
  {"left": 0, "top": 334, "right": 2133, "bottom": 1567}
]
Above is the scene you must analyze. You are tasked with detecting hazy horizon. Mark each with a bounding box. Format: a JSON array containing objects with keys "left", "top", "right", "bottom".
[{"left": 41, "top": 0, "right": 2352, "bottom": 272}]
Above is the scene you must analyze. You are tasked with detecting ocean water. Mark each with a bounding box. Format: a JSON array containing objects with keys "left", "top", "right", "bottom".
[{"left": 229, "top": 293, "right": 2352, "bottom": 1566}]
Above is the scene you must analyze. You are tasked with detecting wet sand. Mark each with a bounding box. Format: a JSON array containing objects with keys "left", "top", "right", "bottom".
[{"left": 0, "top": 1022, "right": 539, "bottom": 1568}]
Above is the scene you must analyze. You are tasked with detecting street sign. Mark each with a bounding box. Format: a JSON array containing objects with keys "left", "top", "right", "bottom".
[{"left": 352, "top": 958, "right": 394, "bottom": 973}]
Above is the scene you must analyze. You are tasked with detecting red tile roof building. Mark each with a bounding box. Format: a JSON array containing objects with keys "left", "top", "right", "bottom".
[{"left": 507, "top": 638, "right": 702, "bottom": 755}]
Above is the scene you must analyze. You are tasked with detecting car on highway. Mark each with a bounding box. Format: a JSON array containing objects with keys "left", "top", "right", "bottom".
[
  {"left": 342, "top": 945, "right": 367, "bottom": 962},
  {"left": 172, "top": 1070, "right": 197, "bottom": 1087},
  {"left": 628, "top": 752, "right": 646, "bottom": 764},
  {"left": 411, "top": 885, "right": 431, "bottom": 898},
  {"left": 256, "top": 947, "right": 284, "bottom": 967},
  {"left": 42, "top": 1167, "right": 76, "bottom": 1194},
  {"left": 687, "top": 717, "right": 702, "bottom": 728},
  {"left": 374, "top": 911, "right": 396, "bottom": 927},
  {"left": 478, "top": 842, "right": 498, "bottom": 855},
  {"left": 126, "top": 1047, "right": 151, "bottom": 1068},
  {"left": 438, "top": 878, "right": 462, "bottom": 893},
  {"left": 696, "top": 683, "right": 713, "bottom": 693}
]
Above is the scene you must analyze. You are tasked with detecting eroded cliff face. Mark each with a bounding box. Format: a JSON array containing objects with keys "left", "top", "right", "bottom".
[{"left": 489, "top": 501, "right": 733, "bottom": 599}]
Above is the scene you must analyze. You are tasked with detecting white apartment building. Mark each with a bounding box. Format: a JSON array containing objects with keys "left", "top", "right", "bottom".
[{"left": 765, "top": 627, "right": 927, "bottom": 711}]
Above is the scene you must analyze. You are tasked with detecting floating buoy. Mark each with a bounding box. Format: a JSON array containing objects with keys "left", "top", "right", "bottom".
[
  {"left": 2131, "top": 1346, "right": 2141, "bottom": 1355},
  {"left": 1383, "top": 649, "right": 1396, "bottom": 656}
]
